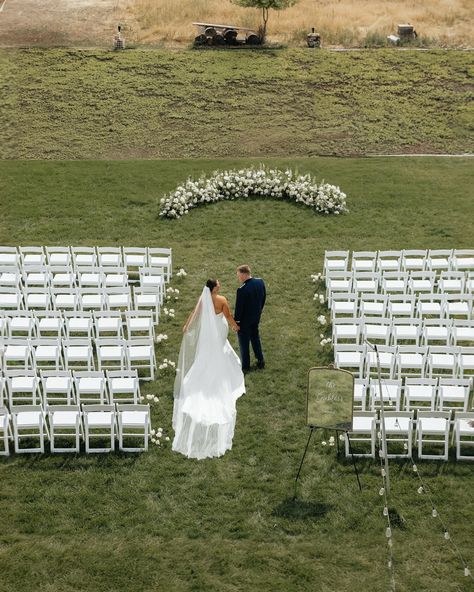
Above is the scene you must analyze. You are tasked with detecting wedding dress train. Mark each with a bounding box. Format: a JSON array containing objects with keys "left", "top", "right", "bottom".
[{"left": 172, "top": 287, "right": 245, "bottom": 459}]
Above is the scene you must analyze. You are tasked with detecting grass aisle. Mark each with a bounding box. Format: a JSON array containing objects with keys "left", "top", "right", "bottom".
[{"left": 0, "top": 157, "right": 473, "bottom": 592}]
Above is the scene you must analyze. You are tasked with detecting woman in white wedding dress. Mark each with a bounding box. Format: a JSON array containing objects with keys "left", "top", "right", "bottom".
[{"left": 172, "top": 279, "right": 246, "bottom": 460}]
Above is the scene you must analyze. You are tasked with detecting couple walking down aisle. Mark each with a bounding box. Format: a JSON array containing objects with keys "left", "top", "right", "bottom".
[{"left": 172, "top": 266, "right": 266, "bottom": 460}]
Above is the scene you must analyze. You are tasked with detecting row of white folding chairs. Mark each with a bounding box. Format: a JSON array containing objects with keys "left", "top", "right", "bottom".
[
  {"left": 0, "top": 265, "right": 167, "bottom": 291},
  {"left": 0, "top": 402, "right": 152, "bottom": 455},
  {"left": 0, "top": 309, "right": 156, "bottom": 341},
  {"left": 0, "top": 246, "right": 172, "bottom": 280},
  {"left": 345, "top": 410, "right": 474, "bottom": 461},
  {"left": 334, "top": 344, "right": 474, "bottom": 380},
  {"left": 0, "top": 369, "right": 142, "bottom": 408},
  {"left": 326, "top": 271, "right": 474, "bottom": 301},
  {"left": 353, "top": 376, "right": 473, "bottom": 413},
  {"left": 330, "top": 292, "right": 474, "bottom": 319},
  {"left": 333, "top": 317, "right": 474, "bottom": 347},
  {"left": 0, "top": 338, "right": 157, "bottom": 380},
  {"left": 0, "top": 286, "right": 161, "bottom": 322},
  {"left": 324, "top": 249, "right": 474, "bottom": 276}
]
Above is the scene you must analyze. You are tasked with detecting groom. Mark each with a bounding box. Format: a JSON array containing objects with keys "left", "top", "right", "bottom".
[{"left": 234, "top": 264, "right": 266, "bottom": 372}]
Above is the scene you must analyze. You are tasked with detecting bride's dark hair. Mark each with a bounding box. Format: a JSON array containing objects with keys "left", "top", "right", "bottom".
[{"left": 206, "top": 278, "right": 218, "bottom": 292}]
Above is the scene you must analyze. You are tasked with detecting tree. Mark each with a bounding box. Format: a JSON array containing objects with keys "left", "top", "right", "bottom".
[{"left": 231, "top": 0, "right": 299, "bottom": 43}]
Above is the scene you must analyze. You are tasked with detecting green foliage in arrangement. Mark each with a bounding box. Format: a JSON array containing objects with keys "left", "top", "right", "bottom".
[
  {"left": 0, "top": 156, "right": 473, "bottom": 592},
  {"left": 1, "top": 48, "right": 472, "bottom": 160}
]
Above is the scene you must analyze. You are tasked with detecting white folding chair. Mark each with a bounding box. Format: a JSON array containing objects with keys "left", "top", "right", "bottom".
[
  {"left": 380, "top": 271, "right": 408, "bottom": 295},
  {"left": 95, "top": 338, "right": 128, "bottom": 372},
  {"left": 369, "top": 378, "right": 402, "bottom": 411},
  {"left": 0, "top": 314, "right": 8, "bottom": 339},
  {"left": 74, "top": 370, "right": 107, "bottom": 405},
  {"left": 107, "top": 370, "right": 140, "bottom": 404},
  {"left": 63, "top": 311, "right": 94, "bottom": 340},
  {"left": 452, "top": 320, "right": 474, "bottom": 346},
  {"left": 334, "top": 344, "right": 366, "bottom": 377},
  {"left": 416, "top": 411, "right": 451, "bottom": 460},
  {"left": 387, "top": 294, "right": 415, "bottom": 318},
  {"left": 416, "top": 293, "right": 445, "bottom": 319},
  {"left": 82, "top": 404, "right": 115, "bottom": 453},
  {"left": 426, "top": 249, "right": 453, "bottom": 274},
  {"left": 323, "top": 250, "right": 349, "bottom": 277},
  {"left": 344, "top": 411, "right": 377, "bottom": 458},
  {"left": 451, "top": 249, "right": 474, "bottom": 272},
  {"left": 422, "top": 319, "right": 452, "bottom": 346},
  {"left": 116, "top": 403, "right": 151, "bottom": 452},
  {"left": 148, "top": 247, "right": 172, "bottom": 282},
  {"left": 76, "top": 267, "right": 104, "bottom": 288},
  {"left": 7, "top": 310, "right": 37, "bottom": 339},
  {"left": 404, "top": 377, "right": 438, "bottom": 411},
  {"left": 45, "top": 246, "right": 72, "bottom": 267},
  {"left": 105, "top": 287, "right": 132, "bottom": 312},
  {"left": 453, "top": 411, "right": 474, "bottom": 460},
  {"left": 408, "top": 271, "right": 436, "bottom": 294},
  {"left": 391, "top": 317, "right": 421, "bottom": 346},
  {"left": 467, "top": 272, "right": 474, "bottom": 295},
  {"left": 50, "top": 265, "right": 76, "bottom": 288},
  {"left": 124, "top": 310, "right": 155, "bottom": 340},
  {"left": 133, "top": 287, "right": 161, "bottom": 324},
  {"left": 48, "top": 404, "right": 82, "bottom": 453},
  {"left": 19, "top": 246, "right": 46, "bottom": 267},
  {"left": 0, "top": 246, "right": 19, "bottom": 268},
  {"left": 459, "top": 346, "right": 474, "bottom": 379},
  {"left": 353, "top": 378, "right": 368, "bottom": 411},
  {"left": 395, "top": 346, "right": 427, "bottom": 379},
  {"left": 0, "top": 287, "right": 24, "bottom": 311},
  {"left": 51, "top": 287, "right": 79, "bottom": 311},
  {"left": 362, "top": 317, "right": 392, "bottom": 346},
  {"left": 352, "top": 251, "right": 377, "bottom": 273},
  {"left": 93, "top": 311, "right": 124, "bottom": 339},
  {"left": 22, "top": 265, "right": 51, "bottom": 289},
  {"left": 31, "top": 338, "right": 63, "bottom": 371},
  {"left": 127, "top": 338, "right": 156, "bottom": 381},
  {"left": 326, "top": 271, "right": 353, "bottom": 307},
  {"left": 11, "top": 405, "right": 48, "bottom": 454},
  {"left": 40, "top": 370, "right": 75, "bottom": 406},
  {"left": 437, "top": 271, "right": 466, "bottom": 294},
  {"left": 97, "top": 247, "right": 122, "bottom": 268},
  {"left": 0, "top": 266, "right": 21, "bottom": 288},
  {"left": 365, "top": 346, "right": 397, "bottom": 378},
  {"left": 401, "top": 249, "right": 427, "bottom": 272},
  {"left": 427, "top": 346, "right": 459, "bottom": 378},
  {"left": 331, "top": 292, "right": 358, "bottom": 319},
  {"left": 353, "top": 272, "right": 380, "bottom": 295},
  {"left": 102, "top": 266, "right": 128, "bottom": 288},
  {"left": 63, "top": 339, "right": 94, "bottom": 371},
  {"left": 139, "top": 267, "right": 165, "bottom": 301},
  {"left": 0, "top": 407, "right": 12, "bottom": 455},
  {"left": 3, "top": 340, "right": 34, "bottom": 372},
  {"left": 377, "top": 251, "right": 402, "bottom": 273},
  {"left": 359, "top": 294, "right": 387, "bottom": 317},
  {"left": 23, "top": 287, "right": 51, "bottom": 311},
  {"left": 71, "top": 247, "right": 97, "bottom": 269},
  {"left": 123, "top": 247, "right": 148, "bottom": 275},
  {"left": 437, "top": 378, "right": 471, "bottom": 412},
  {"left": 35, "top": 310, "right": 64, "bottom": 339},
  {"left": 444, "top": 294, "right": 472, "bottom": 320},
  {"left": 333, "top": 318, "right": 361, "bottom": 346},
  {"left": 78, "top": 288, "right": 106, "bottom": 312},
  {"left": 6, "top": 370, "right": 41, "bottom": 406},
  {"left": 380, "top": 411, "right": 414, "bottom": 459}
]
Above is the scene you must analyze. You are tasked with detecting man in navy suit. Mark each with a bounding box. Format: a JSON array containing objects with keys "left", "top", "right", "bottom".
[{"left": 234, "top": 264, "right": 266, "bottom": 372}]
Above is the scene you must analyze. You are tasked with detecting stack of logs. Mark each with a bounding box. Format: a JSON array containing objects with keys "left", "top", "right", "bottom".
[{"left": 194, "top": 27, "right": 261, "bottom": 47}]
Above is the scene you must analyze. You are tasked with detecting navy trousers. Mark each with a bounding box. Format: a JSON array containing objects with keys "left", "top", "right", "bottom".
[{"left": 238, "top": 323, "right": 264, "bottom": 370}]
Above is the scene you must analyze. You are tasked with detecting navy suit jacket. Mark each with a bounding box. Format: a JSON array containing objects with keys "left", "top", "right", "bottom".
[{"left": 235, "top": 277, "right": 266, "bottom": 329}]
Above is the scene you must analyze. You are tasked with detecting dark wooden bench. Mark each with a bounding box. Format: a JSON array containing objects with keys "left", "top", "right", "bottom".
[{"left": 192, "top": 22, "right": 261, "bottom": 46}]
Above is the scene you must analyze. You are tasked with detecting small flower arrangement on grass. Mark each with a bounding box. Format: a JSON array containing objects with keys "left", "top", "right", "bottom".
[
  {"left": 150, "top": 427, "right": 171, "bottom": 447},
  {"left": 162, "top": 307, "right": 175, "bottom": 319},
  {"left": 176, "top": 268, "right": 187, "bottom": 278},
  {"left": 166, "top": 287, "right": 180, "bottom": 301},
  {"left": 159, "top": 167, "right": 348, "bottom": 219},
  {"left": 155, "top": 333, "right": 168, "bottom": 344},
  {"left": 158, "top": 358, "right": 176, "bottom": 373}
]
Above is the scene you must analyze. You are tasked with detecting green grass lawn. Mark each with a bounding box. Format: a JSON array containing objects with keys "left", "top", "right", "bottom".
[
  {"left": 1, "top": 48, "right": 473, "bottom": 160},
  {"left": 0, "top": 156, "right": 473, "bottom": 592}
]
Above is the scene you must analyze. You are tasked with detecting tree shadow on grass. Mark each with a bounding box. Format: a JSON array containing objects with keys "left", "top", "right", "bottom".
[{"left": 272, "top": 497, "right": 333, "bottom": 521}]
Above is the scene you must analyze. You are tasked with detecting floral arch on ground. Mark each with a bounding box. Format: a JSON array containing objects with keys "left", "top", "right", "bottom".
[{"left": 159, "top": 167, "right": 348, "bottom": 219}]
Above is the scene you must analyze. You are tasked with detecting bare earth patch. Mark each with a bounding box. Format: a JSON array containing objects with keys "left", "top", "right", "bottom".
[{"left": 0, "top": 0, "right": 135, "bottom": 47}]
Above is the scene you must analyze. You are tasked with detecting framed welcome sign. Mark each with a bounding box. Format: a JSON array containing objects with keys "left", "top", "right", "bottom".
[{"left": 306, "top": 366, "right": 354, "bottom": 431}]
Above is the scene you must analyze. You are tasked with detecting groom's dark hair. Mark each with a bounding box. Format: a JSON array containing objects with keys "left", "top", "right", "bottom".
[
  {"left": 237, "top": 265, "right": 251, "bottom": 275},
  {"left": 206, "top": 278, "right": 218, "bottom": 292}
]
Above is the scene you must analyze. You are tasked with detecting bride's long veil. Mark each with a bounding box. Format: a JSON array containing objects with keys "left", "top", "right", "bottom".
[{"left": 172, "top": 286, "right": 245, "bottom": 459}]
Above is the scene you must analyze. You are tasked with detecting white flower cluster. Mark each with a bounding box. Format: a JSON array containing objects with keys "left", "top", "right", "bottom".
[
  {"left": 313, "top": 293, "right": 325, "bottom": 304},
  {"left": 150, "top": 427, "right": 170, "bottom": 446},
  {"left": 140, "top": 393, "right": 160, "bottom": 403},
  {"left": 159, "top": 167, "right": 348, "bottom": 219},
  {"left": 176, "top": 268, "right": 187, "bottom": 278},
  {"left": 163, "top": 307, "right": 175, "bottom": 319},
  {"left": 317, "top": 314, "right": 327, "bottom": 326},
  {"left": 321, "top": 436, "right": 336, "bottom": 447},
  {"left": 155, "top": 333, "right": 168, "bottom": 344},
  {"left": 311, "top": 272, "right": 323, "bottom": 283},
  {"left": 166, "top": 287, "right": 180, "bottom": 301},
  {"left": 158, "top": 358, "right": 176, "bottom": 372},
  {"left": 319, "top": 333, "right": 332, "bottom": 347}
]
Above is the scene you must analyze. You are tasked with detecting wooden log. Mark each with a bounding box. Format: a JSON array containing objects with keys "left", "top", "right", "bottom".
[
  {"left": 194, "top": 33, "right": 207, "bottom": 46},
  {"left": 205, "top": 26, "right": 217, "bottom": 37},
  {"left": 223, "top": 28, "right": 238, "bottom": 44},
  {"left": 246, "top": 33, "right": 261, "bottom": 45},
  {"left": 213, "top": 33, "right": 225, "bottom": 45}
]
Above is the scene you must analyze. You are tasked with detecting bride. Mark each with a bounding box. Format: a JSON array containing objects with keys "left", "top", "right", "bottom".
[{"left": 172, "top": 279, "right": 246, "bottom": 460}]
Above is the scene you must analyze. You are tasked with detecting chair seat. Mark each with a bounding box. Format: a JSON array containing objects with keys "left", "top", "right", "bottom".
[
  {"left": 385, "top": 280, "right": 405, "bottom": 290},
  {"left": 326, "top": 260, "right": 345, "bottom": 270},
  {"left": 66, "top": 346, "right": 90, "bottom": 358},
  {"left": 49, "top": 253, "right": 70, "bottom": 266},
  {"left": 394, "top": 327, "right": 418, "bottom": 339},
  {"left": 425, "top": 328, "right": 448, "bottom": 339},
  {"left": 16, "top": 411, "right": 42, "bottom": 426},
  {"left": 440, "top": 386, "right": 465, "bottom": 401},
  {"left": 111, "top": 378, "right": 135, "bottom": 392},
  {"left": 100, "top": 255, "right": 120, "bottom": 266},
  {"left": 12, "top": 377, "right": 36, "bottom": 390},
  {"left": 446, "top": 303, "right": 469, "bottom": 315},
  {"left": 337, "top": 352, "right": 362, "bottom": 365},
  {"left": 419, "top": 417, "right": 448, "bottom": 433},
  {"left": 78, "top": 378, "right": 104, "bottom": 393},
  {"left": 69, "top": 318, "right": 90, "bottom": 331},
  {"left": 384, "top": 417, "right": 411, "bottom": 433},
  {"left": 333, "top": 303, "right": 355, "bottom": 314},
  {"left": 330, "top": 280, "right": 350, "bottom": 291},
  {"left": 52, "top": 273, "right": 74, "bottom": 285},
  {"left": 150, "top": 256, "right": 169, "bottom": 266},
  {"left": 121, "top": 411, "right": 148, "bottom": 426},
  {"left": 76, "top": 255, "right": 95, "bottom": 266},
  {"left": 136, "top": 295, "right": 159, "bottom": 306},
  {"left": 10, "top": 318, "right": 32, "bottom": 330},
  {"left": 399, "top": 353, "right": 423, "bottom": 367},
  {"left": 365, "top": 325, "right": 389, "bottom": 338},
  {"left": 98, "top": 318, "right": 121, "bottom": 331},
  {"left": 430, "top": 354, "right": 455, "bottom": 366},
  {"left": 35, "top": 346, "right": 59, "bottom": 358},
  {"left": 56, "top": 295, "right": 76, "bottom": 307},
  {"left": 335, "top": 326, "right": 358, "bottom": 338},
  {"left": 87, "top": 412, "right": 114, "bottom": 426},
  {"left": 39, "top": 318, "right": 62, "bottom": 330},
  {"left": 125, "top": 255, "right": 146, "bottom": 266},
  {"left": 45, "top": 377, "right": 71, "bottom": 391},
  {"left": 82, "top": 295, "right": 104, "bottom": 307},
  {"left": 460, "top": 354, "right": 474, "bottom": 368},
  {"left": 108, "top": 295, "right": 129, "bottom": 306},
  {"left": 142, "top": 277, "right": 164, "bottom": 287},
  {"left": 406, "top": 386, "right": 433, "bottom": 401},
  {"left": 0, "top": 295, "right": 21, "bottom": 306},
  {"left": 455, "top": 328, "right": 474, "bottom": 341},
  {"left": 391, "top": 303, "right": 412, "bottom": 314},
  {"left": 128, "top": 346, "right": 152, "bottom": 359},
  {"left": 129, "top": 318, "right": 152, "bottom": 330},
  {"left": 5, "top": 345, "right": 28, "bottom": 359},
  {"left": 27, "top": 295, "right": 49, "bottom": 306},
  {"left": 0, "top": 272, "right": 18, "bottom": 285},
  {"left": 412, "top": 280, "right": 432, "bottom": 291},
  {"left": 458, "top": 419, "right": 474, "bottom": 435},
  {"left": 0, "top": 254, "right": 17, "bottom": 265},
  {"left": 352, "top": 417, "right": 374, "bottom": 432},
  {"left": 105, "top": 275, "right": 126, "bottom": 287},
  {"left": 51, "top": 411, "right": 80, "bottom": 426},
  {"left": 99, "top": 346, "right": 123, "bottom": 358},
  {"left": 81, "top": 274, "right": 101, "bottom": 285}
]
